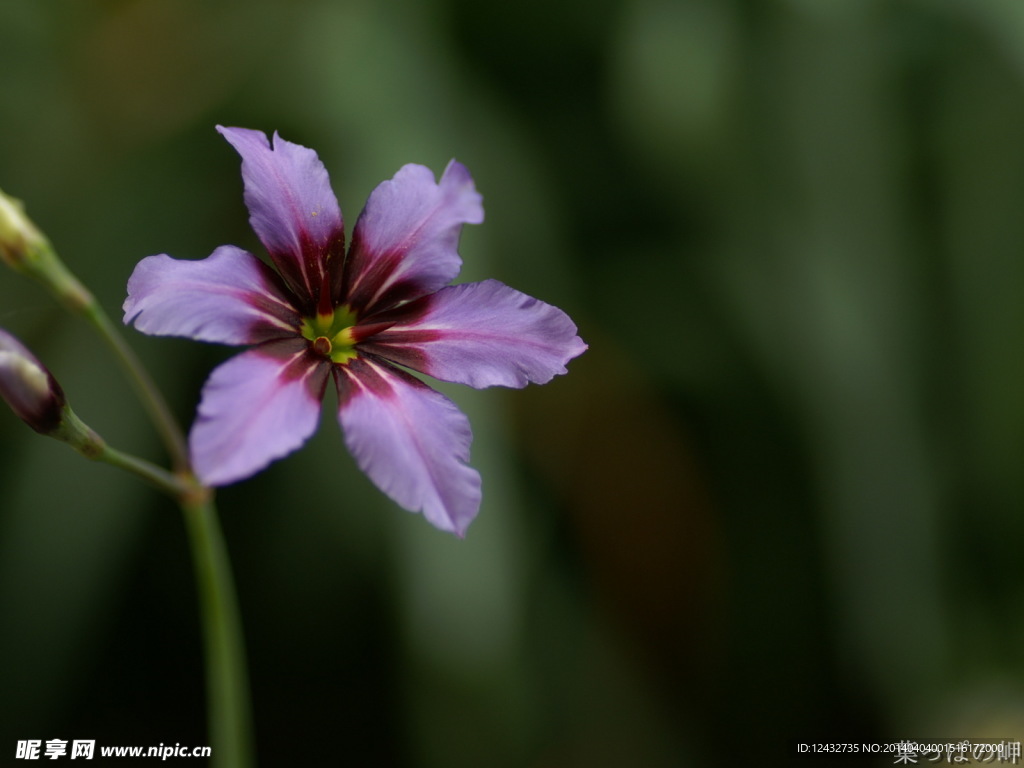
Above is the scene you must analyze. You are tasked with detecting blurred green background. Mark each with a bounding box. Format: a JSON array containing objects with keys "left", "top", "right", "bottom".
[{"left": 2, "top": 0, "right": 1023, "bottom": 765}]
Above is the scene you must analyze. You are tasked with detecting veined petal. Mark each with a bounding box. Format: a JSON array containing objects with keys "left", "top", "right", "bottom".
[
  {"left": 190, "top": 339, "right": 329, "bottom": 486},
  {"left": 123, "top": 246, "right": 301, "bottom": 345},
  {"left": 218, "top": 125, "right": 345, "bottom": 310},
  {"left": 342, "top": 160, "right": 483, "bottom": 316},
  {"left": 335, "top": 356, "right": 481, "bottom": 536},
  {"left": 361, "top": 279, "right": 587, "bottom": 388}
]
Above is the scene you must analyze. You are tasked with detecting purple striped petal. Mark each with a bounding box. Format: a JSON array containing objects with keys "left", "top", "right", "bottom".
[
  {"left": 342, "top": 160, "right": 483, "bottom": 316},
  {"left": 217, "top": 126, "right": 345, "bottom": 311},
  {"left": 123, "top": 246, "right": 301, "bottom": 345},
  {"left": 190, "top": 339, "right": 330, "bottom": 486},
  {"left": 334, "top": 356, "right": 481, "bottom": 536},
  {"left": 360, "top": 279, "right": 587, "bottom": 388}
]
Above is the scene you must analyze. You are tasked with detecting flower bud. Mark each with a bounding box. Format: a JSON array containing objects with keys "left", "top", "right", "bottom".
[
  {"left": 0, "top": 329, "right": 66, "bottom": 434},
  {"left": 0, "top": 188, "right": 47, "bottom": 271}
]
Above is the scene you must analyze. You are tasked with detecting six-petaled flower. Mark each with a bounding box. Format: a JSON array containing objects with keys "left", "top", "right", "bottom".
[{"left": 124, "top": 126, "right": 585, "bottom": 536}]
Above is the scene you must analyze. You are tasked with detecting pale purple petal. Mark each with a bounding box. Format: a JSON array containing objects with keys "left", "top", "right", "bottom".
[
  {"left": 360, "top": 279, "right": 587, "bottom": 388},
  {"left": 334, "top": 356, "right": 481, "bottom": 536},
  {"left": 123, "top": 246, "right": 301, "bottom": 345},
  {"left": 190, "top": 339, "right": 329, "bottom": 486},
  {"left": 217, "top": 125, "right": 344, "bottom": 310},
  {"left": 342, "top": 160, "right": 484, "bottom": 316}
]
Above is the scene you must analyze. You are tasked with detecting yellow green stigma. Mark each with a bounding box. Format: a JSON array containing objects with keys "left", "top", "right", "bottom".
[{"left": 301, "top": 305, "right": 359, "bottom": 364}]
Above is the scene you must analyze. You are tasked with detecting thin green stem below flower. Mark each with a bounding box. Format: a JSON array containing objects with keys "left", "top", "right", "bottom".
[{"left": 181, "top": 489, "right": 254, "bottom": 768}]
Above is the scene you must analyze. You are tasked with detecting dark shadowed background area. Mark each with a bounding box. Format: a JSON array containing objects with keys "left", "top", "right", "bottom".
[{"left": 1, "top": 1, "right": 1023, "bottom": 766}]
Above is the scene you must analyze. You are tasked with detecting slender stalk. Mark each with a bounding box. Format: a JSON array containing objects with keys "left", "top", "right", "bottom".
[
  {"left": 181, "top": 487, "right": 255, "bottom": 768},
  {"left": 78, "top": 433, "right": 256, "bottom": 766},
  {"left": 1, "top": 203, "right": 189, "bottom": 469},
  {"left": 47, "top": 262, "right": 189, "bottom": 470},
  {"left": 78, "top": 299, "right": 190, "bottom": 471},
  {"left": 95, "top": 444, "right": 184, "bottom": 497},
  {"left": 47, "top": 404, "right": 182, "bottom": 497}
]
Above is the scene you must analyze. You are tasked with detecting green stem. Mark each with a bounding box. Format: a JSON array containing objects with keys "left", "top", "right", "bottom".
[
  {"left": 82, "top": 300, "right": 189, "bottom": 471},
  {"left": 97, "top": 444, "right": 183, "bottom": 497},
  {"left": 181, "top": 488, "right": 255, "bottom": 768},
  {"left": 11, "top": 227, "right": 189, "bottom": 470},
  {"left": 65, "top": 275, "right": 190, "bottom": 471},
  {"left": 57, "top": 396, "right": 254, "bottom": 768},
  {"left": 52, "top": 404, "right": 183, "bottom": 497}
]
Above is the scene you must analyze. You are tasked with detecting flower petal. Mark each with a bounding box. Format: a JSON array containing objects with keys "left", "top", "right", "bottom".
[
  {"left": 342, "top": 160, "right": 484, "bottom": 316},
  {"left": 190, "top": 339, "right": 329, "bottom": 486},
  {"left": 334, "top": 356, "right": 481, "bottom": 536},
  {"left": 123, "top": 246, "right": 301, "bottom": 345},
  {"left": 360, "top": 279, "right": 587, "bottom": 388},
  {"left": 217, "top": 125, "right": 345, "bottom": 311}
]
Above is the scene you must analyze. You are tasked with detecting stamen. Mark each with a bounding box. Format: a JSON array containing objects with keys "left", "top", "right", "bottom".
[{"left": 312, "top": 336, "right": 332, "bottom": 356}]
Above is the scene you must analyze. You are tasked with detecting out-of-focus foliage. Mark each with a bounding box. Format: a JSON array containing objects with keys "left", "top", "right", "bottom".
[{"left": 1, "top": 1, "right": 1023, "bottom": 765}]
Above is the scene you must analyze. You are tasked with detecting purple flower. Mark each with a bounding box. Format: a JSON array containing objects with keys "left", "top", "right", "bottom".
[{"left": 124, "top": 127, "right": 586, "bottom": 536}]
